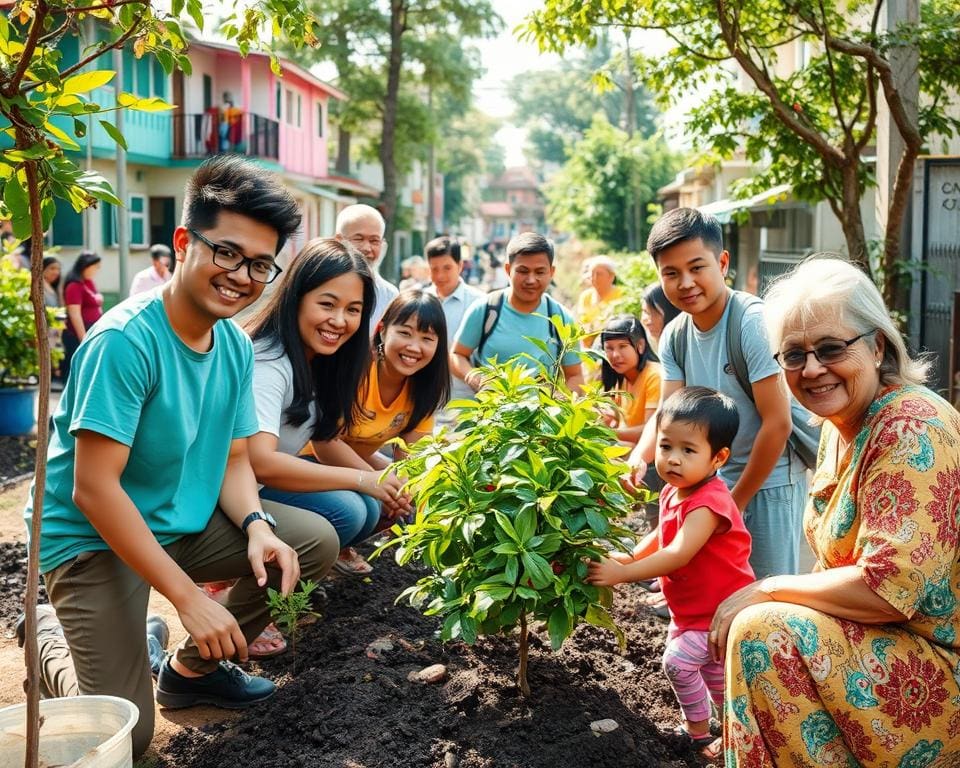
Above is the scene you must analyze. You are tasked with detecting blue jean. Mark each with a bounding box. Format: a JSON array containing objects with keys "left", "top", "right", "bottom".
[
  {"left": 742, "top": 477, "right": 807, "bottom": 578},
  {"left": 259, "top": 461, "right": 381, "bottom": 548}
]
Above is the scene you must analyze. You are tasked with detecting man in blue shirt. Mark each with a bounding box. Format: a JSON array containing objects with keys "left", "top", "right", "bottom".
[
  {"left": 450, "top": 232, "right": 583, "bottom": 391},
  {"left": 22, "top": 156, "right": 339, "bottom": 757}
]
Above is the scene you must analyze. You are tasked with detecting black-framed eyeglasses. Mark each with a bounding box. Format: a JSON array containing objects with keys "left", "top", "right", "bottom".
[
  {"left": 187, "top": 228, "right": 282, "bottom": 285},
  {"left": 774, "top": 330, "right": 876, "bottom": 371}
]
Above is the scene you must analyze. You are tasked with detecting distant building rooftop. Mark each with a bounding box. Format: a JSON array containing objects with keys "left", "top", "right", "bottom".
[{"left": 479, "top": 201, "right": 515, "bottom": 218}]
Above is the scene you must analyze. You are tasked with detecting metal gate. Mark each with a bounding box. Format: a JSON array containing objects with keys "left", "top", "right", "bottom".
[{"left": 920, "top": 159, "right": 960, "bottom": 397}]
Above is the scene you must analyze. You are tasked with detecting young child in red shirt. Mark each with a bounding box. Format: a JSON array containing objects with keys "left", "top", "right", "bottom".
[{"left": 588, "top": 386, "right": 754, "bottom": 758}]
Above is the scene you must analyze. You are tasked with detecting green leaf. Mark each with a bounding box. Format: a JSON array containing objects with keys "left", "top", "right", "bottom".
[
  {"left": 514, "top": 506, "right": 537, "bottom": 543},
  {"left": 547, "top": 605, "right": 573, "bottom": 651},
  {"left": 187, "top": 0, "right": 205, "bottom": 31},
  {"left": 441, "top": 611, "right": 461, "bottom": 641},
  {"left": 585, "top": 604, "right": 625, "bottom": 651},
  {"left": 584, "top": 509, "right": 610, "bottom": 536},
  {"left": 569, "top": 468, "right": 594, "bottom": 491},
  {"left": 117, "top": 93, "right": 175, "bottom": 112},
  {"left": 494, "top": 510, "right": 521, "bottom": 544},
  {"left": 62, "top": 70, "right": 115, "bottom": 95},
  {"left": 43, "top": 120, "right": 80, "bottom": 150},
  {"left": 460, "top": 614, "right": 478, "bottom": 644},
  {"left": 99, "top": 120, "right": 128, "bottom": 150},
  {"left": 3, "top": 174, "right": 28, "bottom": 220},
  {"left": 521, "top": 551, "right": 554, "bottom": 589},
  {"left": 75, "top": 171, "right": 122, "bottom": 206},
  {"left": 504, "top": 556, "right": 519, "bottom": 585}
]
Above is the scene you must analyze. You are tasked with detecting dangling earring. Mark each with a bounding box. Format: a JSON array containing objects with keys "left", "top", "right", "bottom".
[
  {"left": 875, "top": 360, "right": 881, "bottom": 369},
  {"left": 377, "top": 341, "right": 385, "bottom": 361}
]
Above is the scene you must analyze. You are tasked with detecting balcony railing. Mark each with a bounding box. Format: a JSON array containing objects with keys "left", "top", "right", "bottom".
[{"left": 172, "top": 111, "right": 279, "bottom": 161}]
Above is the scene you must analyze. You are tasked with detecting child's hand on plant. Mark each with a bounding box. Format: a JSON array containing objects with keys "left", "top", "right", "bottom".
[{"left": 585, "top": 555, "right": 635, "bottom": 587}]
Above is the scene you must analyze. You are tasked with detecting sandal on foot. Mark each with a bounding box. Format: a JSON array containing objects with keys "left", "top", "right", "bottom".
[
  {"left": 672, "top": 726, "right": 722, "bottom": 758},
  {"left": 248, "top": 623, "right": 287, "bottom": 659},
  {"left": 332, "top": 547, "right": 373, "bottom": 576}
]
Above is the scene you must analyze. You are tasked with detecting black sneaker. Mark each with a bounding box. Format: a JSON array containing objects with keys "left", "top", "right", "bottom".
[
  {"left": 156, "top": 658, "right": 276, "bottom": 710},
  {"left": 146, "top": 615, "right": 169, "bottom": 679}
]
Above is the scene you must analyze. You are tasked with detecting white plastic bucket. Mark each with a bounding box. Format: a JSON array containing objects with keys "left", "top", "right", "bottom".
[{"left": 0, "top": 695, "right": 139, "bottom": 768}]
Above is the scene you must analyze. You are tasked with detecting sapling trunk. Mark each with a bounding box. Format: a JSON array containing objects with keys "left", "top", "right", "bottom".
[
  {"left": 517, "top": 612, "right": 531, "bottom": 698},
  {"left": 22, "top": 153, "right": 51, "bottom": 768}
]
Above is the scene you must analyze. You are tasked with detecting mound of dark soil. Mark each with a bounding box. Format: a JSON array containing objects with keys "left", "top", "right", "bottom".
[
  {"left": 0, "top": 541, "right": 47, "bottom": 631},
  {"left": 0, "top": 435, "right": 35, "bottom": 487},
  {"left": 160, "top": 550, "right": 711, "bottom": 768}
]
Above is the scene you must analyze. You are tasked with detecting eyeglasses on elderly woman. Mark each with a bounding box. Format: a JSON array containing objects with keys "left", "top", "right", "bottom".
[{"left": 773, "top": 330, "right": 877, "bottom": 371}]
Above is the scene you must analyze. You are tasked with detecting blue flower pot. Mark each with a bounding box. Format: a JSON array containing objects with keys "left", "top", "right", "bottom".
[{"left": 0, "top": 386, "right": 37, "bottom": 436}]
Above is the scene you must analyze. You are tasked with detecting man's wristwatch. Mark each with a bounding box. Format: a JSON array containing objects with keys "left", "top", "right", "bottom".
[{"left": 241, "top": 510, "right": 277, "bottom": 534}]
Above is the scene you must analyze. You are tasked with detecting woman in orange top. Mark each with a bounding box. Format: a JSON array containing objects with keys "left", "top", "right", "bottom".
[
  {"left": 600, "top": 315, "right": 661, "bottom": 445},
  {"left": 312, "top": 290, "right": 450, "bottom": 519}
]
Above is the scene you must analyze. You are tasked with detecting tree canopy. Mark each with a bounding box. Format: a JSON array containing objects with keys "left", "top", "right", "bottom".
[
  {"left": 545, "top": 113, "right": 679, "bottom": 250},
  {"left": 284, "top": 0, "right": 501, "bottom": 277},
  {"left": 522, "top": 0, "right": 960, "bottom": 309},
  {"left": 507, "top": 37, "right": 657, "bottom": 168}
]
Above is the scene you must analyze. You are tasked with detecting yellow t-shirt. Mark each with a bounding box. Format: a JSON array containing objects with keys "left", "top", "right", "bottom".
[
  {"left": 616, "top": 361, "right": 662, "bottom": 427},
  {"left": 576, "top": 286, "right": 624, "bottom": 335},
  {"left": 343, "top": 362, "right": 435, "bottom": 458}
]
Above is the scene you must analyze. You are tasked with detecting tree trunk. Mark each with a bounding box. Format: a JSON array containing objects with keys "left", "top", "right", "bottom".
[
  {"left": 623, "top": 32, "right": 639, "bottom": 252},
  {"left": 839, "top": 164, "right": 870, "bottom": 275},
  {"left": 379, "top": 0, "right": 406, "bottom": 283},
  {"left": 335, "top": 128, "right": 351, "bottom": 176},
  {"left": 517, "top": 612, "right": 531, "bottom": 697},
  {"left": 882, "top": 144, "right": 918, "bottom": 315},
  {"left": 22, "top": 150, "right": 52, "bottom": 768}
]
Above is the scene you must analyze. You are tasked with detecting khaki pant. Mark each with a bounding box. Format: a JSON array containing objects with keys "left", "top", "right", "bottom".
[{"left": 41, "top": 500, "right": 338, "bottom": 757}]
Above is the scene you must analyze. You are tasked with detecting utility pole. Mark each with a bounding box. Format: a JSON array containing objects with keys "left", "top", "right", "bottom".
[
  {"left": 113, "top": 48, "right": 129, "bottom": 299},
  {"left": 426, "top": 81, "right": 437, "bottom": 238},
  {"left": 624, "top": 31, "right": 641, "bottom": 252}
]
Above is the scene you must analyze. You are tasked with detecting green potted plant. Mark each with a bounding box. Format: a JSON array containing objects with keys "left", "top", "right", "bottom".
[
  {"left": 380, "top": 320, "right": 651, "bottom": 695},
  {"left": 0, "top": 259, "right": 61, "bottom": 436}
]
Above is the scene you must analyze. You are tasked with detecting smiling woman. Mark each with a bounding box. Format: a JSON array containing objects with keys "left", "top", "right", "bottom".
[
  {"left": 240, "top": 239, "right": 409, "bottom": 620},
  {"left": 711, "top": 256, "right": 960, "bottom": 767}
]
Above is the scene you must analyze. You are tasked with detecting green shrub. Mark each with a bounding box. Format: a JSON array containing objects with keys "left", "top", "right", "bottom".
[
  {"left": 381, "top": 320, "right": 650, "bottom": 695},
  {"left": 0, "top": 259, "right": 61, "bottom": 386}
]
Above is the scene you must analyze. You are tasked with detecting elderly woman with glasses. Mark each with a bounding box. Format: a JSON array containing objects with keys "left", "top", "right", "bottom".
[{"left": 707, "top": 256, "right": 960, "bottom": 767}]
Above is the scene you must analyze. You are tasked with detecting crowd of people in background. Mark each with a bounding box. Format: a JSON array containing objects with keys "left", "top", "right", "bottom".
[{"left": 13, "top": 155, "right": 960, "bottom": 767}]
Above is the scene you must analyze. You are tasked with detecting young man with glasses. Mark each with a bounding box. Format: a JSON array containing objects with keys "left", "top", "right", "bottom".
[
  {"left": 334, "top": 203, "right": 397, "bottom": 331},
  {"left": 22, "top": 155, "right": 339, "bottom": 758},
  {"left": 626, "top": 208, "right": 808, "bottom": 578}
]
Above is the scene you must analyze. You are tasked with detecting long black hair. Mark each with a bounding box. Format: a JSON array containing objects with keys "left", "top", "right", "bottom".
[
  {"left": 600, "top": 314, "right": 650, "bottom": 392},
  {"left": 63, "top": 250, "right": 101, "bottom": 290},
  {"left": 643, "top": 283, "right": 681, "bottom": 329},
  {"left": 373, "top": 290, "right": 450, "bottom": 434},
  {"left": 42, "top": 256, "right": 61, "bottom": 291},
  {"left": 245, "top": 237, "right": 374, "bottom": 441}
]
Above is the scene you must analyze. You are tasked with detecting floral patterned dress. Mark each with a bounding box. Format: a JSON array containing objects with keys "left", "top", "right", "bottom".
[{"left": 724, "top": 386, "right": 960, "bottom": 768}]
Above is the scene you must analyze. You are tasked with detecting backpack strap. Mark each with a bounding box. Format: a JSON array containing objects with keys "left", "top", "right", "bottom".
[
  {"left": 473, "top": 289, "right": 505, "bottom": 366},
  {"left": 668, "top": 313, "right": 692, "bottom": 380},
  {"left": 724, "top": 289, "right": 763, "bottom": 402}
]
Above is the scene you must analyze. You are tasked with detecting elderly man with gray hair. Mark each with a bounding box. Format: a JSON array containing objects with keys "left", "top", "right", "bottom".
[
  {"left": 129, "top": 243, "right": 172, "bottom": 296},
  {"left": 335, "top": 204, "right": 397, "bottom": 331}
]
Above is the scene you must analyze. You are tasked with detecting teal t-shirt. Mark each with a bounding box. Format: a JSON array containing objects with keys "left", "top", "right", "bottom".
[
  {"left": 26, "top": 292, "right": 259, "bottom": 573},
  {"left": 454, "top": 292, "right": 580, "bottom": 369}
]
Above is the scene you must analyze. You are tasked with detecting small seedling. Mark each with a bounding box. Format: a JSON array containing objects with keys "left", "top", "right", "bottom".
[{"left": 266, "top": 579, "right": 321, "bottom": 671}]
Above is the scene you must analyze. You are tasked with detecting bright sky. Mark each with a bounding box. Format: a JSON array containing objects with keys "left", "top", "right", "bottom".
[{"left": 473, "top": 0, "right": 559, "bottom": 166}]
